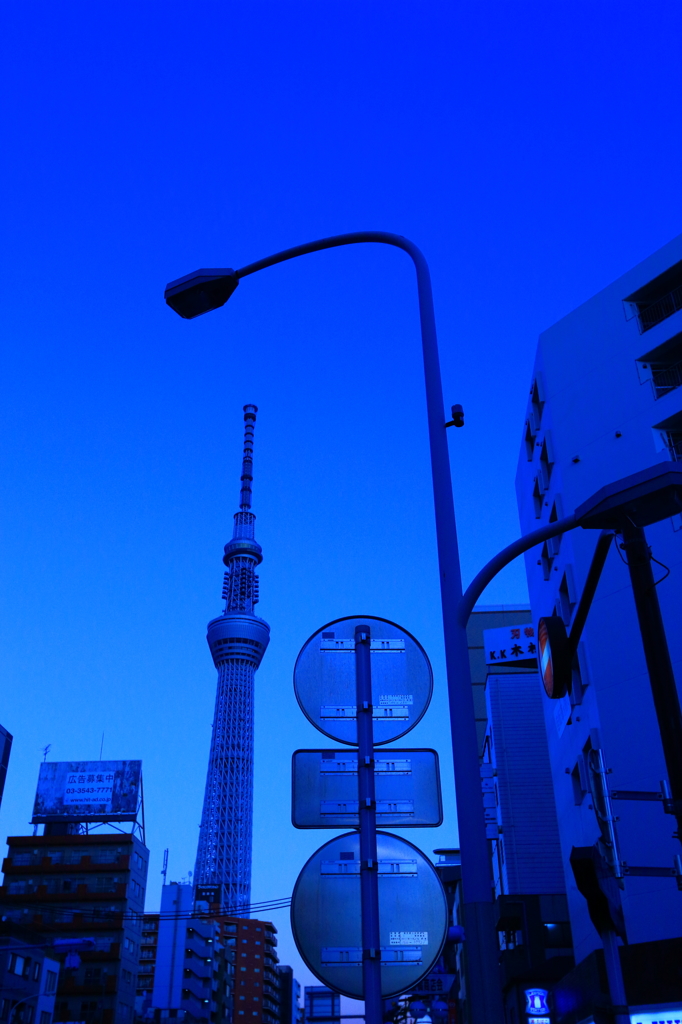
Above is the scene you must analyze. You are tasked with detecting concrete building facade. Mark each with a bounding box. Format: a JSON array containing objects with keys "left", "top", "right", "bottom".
[
  {"left": 0, "top": 922, "right": 60, "bottom": 1024},
  {"left": 515, "top": 234, "right": 682, "bottom": 1014},
  {"left": 220, "top": 917, "right": 279, "bottom": 1024},
  {"left": 134, "top": 883, "right": 228, "bottom": 1024}
]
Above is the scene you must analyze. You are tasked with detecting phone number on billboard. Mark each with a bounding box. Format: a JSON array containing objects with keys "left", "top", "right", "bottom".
[{"left": 65, "top": 787, "right": 113, "bottom": 795}]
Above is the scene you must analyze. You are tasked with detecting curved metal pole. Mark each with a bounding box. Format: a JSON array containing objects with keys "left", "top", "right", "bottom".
[
  {"left": 458, "top": 513, "right": 579, "bottom": 627},
  {"left": 235, "top": 232, "right": 501, "bottom": 1023}
]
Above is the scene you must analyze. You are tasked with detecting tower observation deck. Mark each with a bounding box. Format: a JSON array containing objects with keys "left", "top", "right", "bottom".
[{"left": 194, "top": 404, "right": 270, "bottom": 914}]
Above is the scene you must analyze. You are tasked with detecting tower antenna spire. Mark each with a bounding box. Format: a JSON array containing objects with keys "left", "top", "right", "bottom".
[
  {"left": 239, "top": 404, "right": 257, "bottom": 510},
  {"left": 194, "top": 404, "right": 270, "bottom": 915}
]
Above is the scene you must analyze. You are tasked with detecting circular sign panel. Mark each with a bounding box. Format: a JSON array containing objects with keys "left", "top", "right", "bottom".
[
  {"left": 291, "top": 830, "right": 448, "bottom": 999},
  {"left": 538, "top": 615, "right": 572, "bottom": 700},
  {"left": 294, "top": 615, "right": 433, "bottom": 746}
]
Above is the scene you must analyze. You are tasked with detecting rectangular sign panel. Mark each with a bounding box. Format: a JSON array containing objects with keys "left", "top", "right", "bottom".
[
  {"left": 292, "top": 748, "right": 442, "bottom": 828},
  {"left": 483, "top": 624, "right": 537, "bottom": 666},
  {"left": 32, "top": 760, "right": 142, "bottom": 823}
]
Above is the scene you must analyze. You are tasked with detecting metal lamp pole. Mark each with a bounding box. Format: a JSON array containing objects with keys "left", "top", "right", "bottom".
[{"left": 165, "top": 232, "right": 503, "bottom": 1023}]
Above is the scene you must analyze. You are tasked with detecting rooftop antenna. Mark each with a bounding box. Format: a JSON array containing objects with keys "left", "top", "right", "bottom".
[
  {"left": 161, "top": 848, "right": 169, "bottom": 886},
  {"left": 42, "top": 744, "right": 51, "bottom": 763},
  {"left": 99, "top": 733, "right": 104, "bottom": 760}
]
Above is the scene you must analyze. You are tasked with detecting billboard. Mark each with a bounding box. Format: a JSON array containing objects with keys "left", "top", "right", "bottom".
[{"left": 32, "top": 760, "right": 142, "bottom": 823}]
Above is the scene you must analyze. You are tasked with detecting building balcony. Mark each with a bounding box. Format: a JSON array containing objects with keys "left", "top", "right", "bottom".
[
  {"left": 1, "top": 882, "right": 128, "bottom": 899},
  {"left": 4, "top": 911, "right": 125, "bottom": 933},
  {"left": 59, "top": 975, "right": 117, "bottom": 995},
  {"left": 637, "top": 331, "right": 682, "bottom": 399},
  {"left": 4, "top": 855, "right": 130, "bottom": 872},
  {"left": 625, "top": 261, "right": 682, "bottom": 334}
]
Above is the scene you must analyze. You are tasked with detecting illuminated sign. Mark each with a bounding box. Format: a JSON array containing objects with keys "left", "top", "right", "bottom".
[
  {"left": 629, "top": 1009, "right": 682, "bottom": 1024},
  {"left": 483, "top": 624, "right": 537, "bottom": 666},
  {"left": 525, "top": 988, "right": 549, "bottom": 1015},
  {"left": 537, "top": 616, "right": 572, "bottom": 699},
  {"left": 32, "top": 760, "right": 142, "bottom": 822}
]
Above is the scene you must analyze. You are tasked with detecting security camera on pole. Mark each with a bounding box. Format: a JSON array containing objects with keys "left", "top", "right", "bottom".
[{"left": 290, "top": 615, "right": 449, "bottom": 1024}]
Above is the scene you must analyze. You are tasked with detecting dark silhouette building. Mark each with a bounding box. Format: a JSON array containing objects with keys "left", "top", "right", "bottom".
[{"left": 1, "top": 830, "right": 148, "bottom": 1024}]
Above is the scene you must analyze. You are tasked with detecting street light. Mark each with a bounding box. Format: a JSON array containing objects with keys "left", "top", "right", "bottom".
[{"left": 165, "top": 232, "right": 503, "bottom": 1024}]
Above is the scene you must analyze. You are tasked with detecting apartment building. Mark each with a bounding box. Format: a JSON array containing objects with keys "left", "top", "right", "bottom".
[
  {"left": 515, "top": 234, "right": 682, "bottom": 1017},
  {"left": 134, "top": 883, "right": 227, "bottom": 1024},
  {"left": 1, "top": 830, "right": 148, "bottom": 1024}
]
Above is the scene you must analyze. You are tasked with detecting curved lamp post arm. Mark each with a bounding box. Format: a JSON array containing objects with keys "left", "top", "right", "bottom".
[
  {"left": 167, "top": 231, "right": 502, "bottom": 1023},
  {"left": 457, "top": 513, "right": 579, "bottom": 628},
  {"left": 236, "top": 231, "right": 429, "bottom": 280},
  {"left": 235, "top": 230, "right": 456, "bottom": 605}
]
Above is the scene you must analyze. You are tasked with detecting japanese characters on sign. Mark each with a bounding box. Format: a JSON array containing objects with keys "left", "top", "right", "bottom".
[
  {"left": 32, "top": 760, "right": 142, "bottom": 822},
  {"left": 64, "top": 770, "right": 115, "bottom": 805},
  {"left": 411, "top": 973, "right": 456, "bottom": 995},
  {"left": 483, "top": 624, "right": 537, "bottom": 666}
]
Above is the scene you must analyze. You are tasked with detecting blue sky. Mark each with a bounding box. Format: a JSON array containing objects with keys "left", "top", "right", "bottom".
[{"left": 0, "top": 0, "right": 680, "bottom": 989}]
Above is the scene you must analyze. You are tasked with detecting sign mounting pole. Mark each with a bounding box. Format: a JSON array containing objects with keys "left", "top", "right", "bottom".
[{"left": 355, "top": 624, "right": 382, "bottom": 1024}]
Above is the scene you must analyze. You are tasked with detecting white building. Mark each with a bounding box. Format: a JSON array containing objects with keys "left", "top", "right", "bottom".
[{"left": 515, "top": 234, "right": 682, "bottom": 1009}]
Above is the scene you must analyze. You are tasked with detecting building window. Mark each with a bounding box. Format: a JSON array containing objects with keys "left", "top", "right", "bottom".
[
  {"left": 543, "top": 921, "right": 572, "bottom": 948},
  {"left": 46, "top": 970, "right": 58, "bottom": 993},
  {"left": 33, "top": 962, "right": 41, "bottom": 981},
  {"left": 540, "top": 542, "right": 553, "bottom": 581},
  {"left": 662, "top": 426, "right": 682, "bottom": 462},
  {"left": 539, "top": 432, "right": 554, "bottom": 491},
  {"left": 40, "top": 1014, "right": 51, "bottom": 1024},
  {"left": 571, "top": 743, "right": 591, "bottom": 805},
  {"left": 556, "top": 567, "right": 576, "bottom": 625},
  {"left": 12, "top": 853, "right": 34, "bottom": 866},
  {"left": 546, "top": 498, "right": 563, "bottom": 558},
  {"left": 532, "top": 476, "right": 543, "bottom": 519},
  {"left": 9, "top": 954, "right": 28, "bottom": 976},
  {"left": 529, "top": 375, "right": 545, "bottom": 432},
  {"left": 524, "top": 420, "right": 535, "bottom": 461}
]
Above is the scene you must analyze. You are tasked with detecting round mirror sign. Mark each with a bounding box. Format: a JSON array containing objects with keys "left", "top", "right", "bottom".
[
  {"left": 293, "top": 615, "right": 433, "bottom": 745},
  {"left": 538, "top": 615, "right": 572, "bottom": 700},
  {"left": 290, "top": 830, "right": 448, "bottom": 999}
]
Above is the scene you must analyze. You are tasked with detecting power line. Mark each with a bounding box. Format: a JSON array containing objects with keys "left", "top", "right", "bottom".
[{"left": 1, "top": 895, "right": 292, "bottom": 924}]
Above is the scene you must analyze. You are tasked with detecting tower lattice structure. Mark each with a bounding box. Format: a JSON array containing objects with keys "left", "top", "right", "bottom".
[{"left": 195, "top": 404, "right": 270, "bottom": 914}]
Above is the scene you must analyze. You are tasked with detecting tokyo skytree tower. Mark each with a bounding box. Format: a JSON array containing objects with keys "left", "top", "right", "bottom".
[{"left": 195, "top": 404, "right": 270, "bottom": 913}]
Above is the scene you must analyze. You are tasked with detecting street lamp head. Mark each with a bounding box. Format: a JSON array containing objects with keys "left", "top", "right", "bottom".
[
  {"left": 575, "top": 461, "right": 682, "bottom": 530},
  {"left": 164, "top": 268, "right": 239, "bottom": 319}
]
